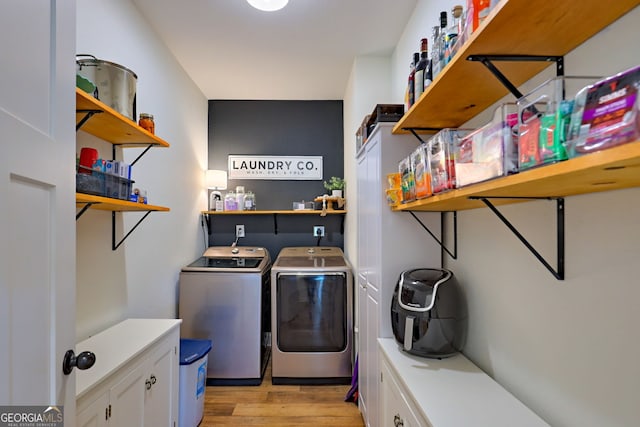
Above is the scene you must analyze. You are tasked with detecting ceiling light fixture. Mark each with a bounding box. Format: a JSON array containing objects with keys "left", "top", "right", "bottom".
[{"left": 247, "top": 0, "right": 289, "bottom": 12}]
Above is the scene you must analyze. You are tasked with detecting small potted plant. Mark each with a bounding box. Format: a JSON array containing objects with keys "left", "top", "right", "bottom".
[{"left": 324, "top": 176, "right": 345, "bottom": 198}]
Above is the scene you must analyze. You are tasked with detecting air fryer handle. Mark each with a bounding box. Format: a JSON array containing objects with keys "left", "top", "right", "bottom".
[{"left": 403, "top": 316, "right": 414, "bottom": 352}]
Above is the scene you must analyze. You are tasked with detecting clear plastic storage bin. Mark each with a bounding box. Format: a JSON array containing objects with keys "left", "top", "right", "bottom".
[
  {"left": 517, "top": 76, "right": 602, "bottom": 170},
  {"left": 399, "top": 155, "right": 416, "bottom": 202},
  {"left": 565, "top": 65, "right": 640, "bottom": 157},
  {"left": 411, "top": 144, "right": 432, "bottom": 199},
  {"left": 454, "top": 104, "right": 518, "bottom": 187},
  {"left": 428, "top": 128, "right": 469, "bottom": 193}
]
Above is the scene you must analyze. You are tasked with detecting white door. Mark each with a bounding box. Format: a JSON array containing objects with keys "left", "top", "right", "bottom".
[{"left": 0, "top": 0, "right": 77, "bottom": 421}]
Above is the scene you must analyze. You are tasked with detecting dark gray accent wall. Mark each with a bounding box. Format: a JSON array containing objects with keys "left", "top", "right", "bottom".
[{"left": 208, "top": 100, "right": 344, "bottom": 258}]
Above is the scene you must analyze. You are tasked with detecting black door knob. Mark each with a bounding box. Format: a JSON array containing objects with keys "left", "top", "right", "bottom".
[{"left": 62, "top": 350, "right": 96, "bottom": 375}]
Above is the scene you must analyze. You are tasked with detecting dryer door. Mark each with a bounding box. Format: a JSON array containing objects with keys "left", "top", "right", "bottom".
[{"left": 275, "top": 272, "right": 347, "bottom": 352}]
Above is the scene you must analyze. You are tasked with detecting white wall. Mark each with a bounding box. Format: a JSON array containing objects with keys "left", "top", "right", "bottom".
[
  {"left": 75, "top": 0, "right": 208, "bottom": 340},
  {"left": 448, "top": 8, "right": 640, "bottom": 426},
  {"left": 345, "top": 1, "right": 640, "bottom": 426}
]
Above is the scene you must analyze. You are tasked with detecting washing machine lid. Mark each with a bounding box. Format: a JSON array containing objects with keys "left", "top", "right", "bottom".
[
  {"left": 277, "top": 246, "right": 343, "bottom": 257},
  {"left": 274, "top": 247, "right": 347, "bottom": 268},
  {"left": 202, "top": 246, "right": 268, "bottom": 258},
  {"left": 187, "top": 256, "right": 263, "bottom": 269},
  {"left": 181, "top": 246, "right": 270, "bottom": 272}
]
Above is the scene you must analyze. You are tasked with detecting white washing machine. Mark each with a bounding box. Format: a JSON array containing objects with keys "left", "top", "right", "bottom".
[
  {"left": 179, "top": 246, "right": 271, "bottom": 385},
  {"left": 270, "top": 246, "right": 353, "bottom": 384}
]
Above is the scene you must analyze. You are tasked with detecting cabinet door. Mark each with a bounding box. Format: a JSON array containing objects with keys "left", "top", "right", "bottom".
[
  {"left": 358, "top": 282, "right": 381, "bottom": 427},
  {"left": 77, "top": 392, "right": 109, "bottom": 427},
  {"left": 357, "top": 275, "right": 369, "bottom": 421},
  {"left": 357, "top": 134, "right": 381, "bottom": 295},
  {"left": 364, "top": 137, "right": 381, "bottom": 296},
  {"left": 381, "top": 359, "right": 401, "bottom": 427},
  {"left": 381, "top": 358, "right": 427, "bottom": 427},
  {"left": 356, "top": 152, "right": 368, "bottom": 283},
  {"left": 144, "top": 336, "right": 178, "bottom": 427},
  {"left": 356, "top": 133, "right": 382, "bottom": 427},
  {"left": 364, "top": 291, "right": 380, "bottom": 427},
  {"left": 110, "top": 364, "right": 146, "bottom": 427}
]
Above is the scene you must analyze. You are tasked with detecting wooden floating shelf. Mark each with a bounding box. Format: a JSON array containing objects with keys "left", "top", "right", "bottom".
[
  {"left": 393, "top": 0, "right": 639, "bottom": 132},
  {"left": 393, "top": 141, "right": 640, "bottom": 212},
  {"left": 76, "top": 193, "right": 170, "bottom": 212},
  {"left": 76, "top": 88, "right": 170, "bottom": 148},
  {"left": 203, "top": 210, "right": 346, "bottom": 215}
]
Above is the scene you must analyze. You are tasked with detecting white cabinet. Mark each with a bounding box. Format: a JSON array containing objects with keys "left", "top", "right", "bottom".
[
  {"left": 381, "top": 356, "right": 427, "bottom": 427},
  {"left": 356, "top": 139, "right": 378, "bottom": 425},
  {"left": 75, "top": 319, "right": 181, "bottom": 427},
  {"left": 355, "top": 123, "right": 441, "bottom": 427},
  {"left": 379, "top": 338, "right": 550, "bottom": 427}
]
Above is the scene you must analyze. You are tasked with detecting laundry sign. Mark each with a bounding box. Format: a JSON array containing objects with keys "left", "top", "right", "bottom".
[{"left": 228, "top": 155, "right": 323, "bottom": 180}]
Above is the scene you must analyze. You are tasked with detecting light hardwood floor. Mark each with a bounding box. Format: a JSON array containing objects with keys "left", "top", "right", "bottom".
[{"left": 200, "top": 358, "right": 364, "bottom": 426}]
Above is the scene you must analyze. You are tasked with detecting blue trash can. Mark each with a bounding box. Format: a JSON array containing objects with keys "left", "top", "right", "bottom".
[{"left": 179, "top": 339, "right": 212, "bottom": 427}]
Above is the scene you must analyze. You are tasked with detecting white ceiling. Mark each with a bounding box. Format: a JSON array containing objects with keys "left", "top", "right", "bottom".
[{"left": 131, "top": 0, "right": 418, "bottom": 100}]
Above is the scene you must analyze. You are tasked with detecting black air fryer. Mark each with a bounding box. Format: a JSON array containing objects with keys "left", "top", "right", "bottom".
[{"left": 390, "top": 268, "right": 466, "bottom": 358}]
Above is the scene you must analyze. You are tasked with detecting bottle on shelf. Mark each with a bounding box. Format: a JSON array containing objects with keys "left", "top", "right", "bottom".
[
  {"left": 445, "top": 5, "right": 464, "bottom": 64},
  {"left": 244, "top": 191, "right": 256, "bottom": 211},
  {"left": 406, "top": 52, "right": 418, "bottom": 110},
  {"left": 224, "top": 191, "right": 237, "bottom": 211},
  {"left": 404, "top": 71, "right": 410, "bottom": 112},
  {"left": 414, "top": 39, "right": 429, "bottom": 101},
  {"left": 437, "top": 11, "right": 448, "bottom": 75},
  {"left": 430, "top": 26, "right": 442, "bottom": 79},
  {"left": 476, "top": 0, "right": 491, "bottom": 27},
  {"left": 235, "top": 186, "right": 245, "bottom": 211},
  {"left": 424, "top": 47, "right": 433, "bottom": 89}
]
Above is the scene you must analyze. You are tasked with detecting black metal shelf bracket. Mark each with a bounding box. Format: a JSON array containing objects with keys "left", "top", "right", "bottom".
[
  {"left": 111, "top": 210, "right": 153, "bottom": 251},
  {"left": 76, "top": 202, "right": 99, "bottom": 220},
  {"left": 466, "top": 55, "right": 564, "bottom": 99},
  {"left": 204, "top": 213, "right": 212, "bottom": 236},
  {"left": 402, "top": 128, "right": 442, "bottom": 144},
  {"left": 112, "top": 144, "right": 153, "bottom": 167},
  {"left": 76, "top": 109, "right": 103, "bottom": 132},
  {"left": 408, "top": 211, "right": 457, "bottom": 261},
  {"left": 469, "top": 196, "right": 565, "bottom": 280}
]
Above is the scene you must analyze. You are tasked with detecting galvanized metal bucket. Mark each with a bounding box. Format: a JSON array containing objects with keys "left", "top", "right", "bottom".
[{"left": 76, "top": 54, "right": 137, "bottom": 121}]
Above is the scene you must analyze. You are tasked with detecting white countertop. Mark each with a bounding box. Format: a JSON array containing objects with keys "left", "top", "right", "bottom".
[
  {"left": 378, "top": 338, "right": 549, "bottom": 427},
  {"left": 75, "top": 318, "right": 182, "bottom": 398}
]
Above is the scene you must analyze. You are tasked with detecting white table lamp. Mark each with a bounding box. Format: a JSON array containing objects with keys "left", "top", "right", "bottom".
[{"left": 206, "top": 169, "right": 227, "bottom": 211}]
